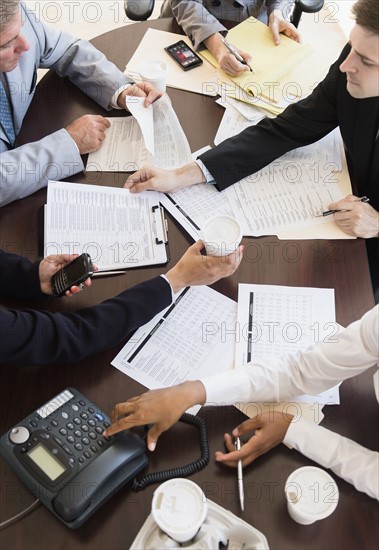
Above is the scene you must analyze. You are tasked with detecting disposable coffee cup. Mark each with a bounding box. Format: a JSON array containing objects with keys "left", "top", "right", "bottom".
[
  {"left": 201, "top": 215, "right": 242, "bottom": 256},
  {"left": 151, "top": 478, "right": 207, "bottom": 543},
  {"left": 139, "top": 60, "right": 168, "bottom": 92},
  {"left": 285, "top": 466, "right": 339, "bottom": 525}
]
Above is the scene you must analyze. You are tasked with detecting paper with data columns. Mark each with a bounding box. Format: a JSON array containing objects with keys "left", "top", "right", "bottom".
[
  {"left": 236, "top": 283, "right": 339, "bottom": 404},
  {"left": 87, "top": 95, "right": 191, "bottom": 171},
  {"left": 159, "top": 131, "right": 353, "bottom": 240},
  {"left": 111, "top": 286, "right": 237, "bottom": 413},
  {"left": 44, "top": 181, "right": 168, "bottom": 270}
]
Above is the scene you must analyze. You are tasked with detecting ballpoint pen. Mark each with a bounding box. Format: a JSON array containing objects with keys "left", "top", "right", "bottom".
[
  {"left": 221, "top": 37, "right": 253, "bottom": 73},
  {"left": 317, "top": 196, "right": 369, "bottom": 217},
  {"left": 92, "top": 270, "right": 127, "bottom": 277},
  {"left": 235, "top": 437, "right": 245, "bottom": 512}
]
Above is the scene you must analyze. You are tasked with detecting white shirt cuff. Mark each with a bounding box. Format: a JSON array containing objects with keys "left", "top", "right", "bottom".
[
  {"left": 195, "top": 159, "right": 215, "bottom": 184},
  {"left": 110, "top": 83, "right": 135, "bottom": 110}
]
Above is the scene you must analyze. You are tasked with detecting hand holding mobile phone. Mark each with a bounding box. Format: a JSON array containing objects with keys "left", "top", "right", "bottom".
[
  {"left": 164, "top": 40, "right": 203, "bottom": 71},
  {"left": 51, "top": 253, "right": 94, "bottom": 297}
]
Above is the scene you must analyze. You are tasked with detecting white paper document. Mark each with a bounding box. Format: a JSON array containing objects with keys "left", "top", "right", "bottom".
[
  {"left": 87, "top": 96, "right": 192, "bottom": 171},
  {"left": 44, "top": 181, "right": 168, "bottom": 270},
  {"left": 214, "top": 105, "right": 343, "bottom": 172},
  {"left": 236, "top": 284, "right": 340, "bottom": 404},
  {"left": 160, "top": 133, "right": 353, "bottom": 240},
  {"left": 111, "top": 286, "right": 237, "bottom": 406},
  {"left": 125, "top": 28, "right": 219, "bottom": 96}
]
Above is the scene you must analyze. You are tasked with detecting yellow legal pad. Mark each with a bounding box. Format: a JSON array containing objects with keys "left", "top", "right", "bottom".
[{"left": 200, "top": 17, "right": 313, "bottom": 106}]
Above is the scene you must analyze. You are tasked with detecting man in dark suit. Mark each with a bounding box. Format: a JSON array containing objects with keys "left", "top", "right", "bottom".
[
  {"left": 124, "top": 0, "right": 379, "bottom": 297},
  {"left": 0, "top": 242, "right": 242, "bottom": 364}
]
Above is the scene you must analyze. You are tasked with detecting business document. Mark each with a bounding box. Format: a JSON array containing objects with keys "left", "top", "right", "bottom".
[
  {"left": 87, "top": 95, "right": 192, "bottom": 171},
  {"left": 44, "top": 181, "right": 168, "bottom": 270}
]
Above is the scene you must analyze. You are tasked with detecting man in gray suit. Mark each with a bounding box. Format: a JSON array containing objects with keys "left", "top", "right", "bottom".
[
  {"left": 161, "top": 0, "right": 300, "bottom": 75},
  {"left": 0, "top": 0, "right": 162, "bottom": 207}
]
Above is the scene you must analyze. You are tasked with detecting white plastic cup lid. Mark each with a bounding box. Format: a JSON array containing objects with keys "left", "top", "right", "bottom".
[
  {"left": 139, "top": 60, "right": 168, "bottom": 81},
  {"left": 285, "top": 466, "right": 339, "bottom": 525},
  {"left": 201, "top": 215, "right": 242, "bottom": 256},
  {"left": 151, "top": 478, "right": 207, "bottom": 543}
]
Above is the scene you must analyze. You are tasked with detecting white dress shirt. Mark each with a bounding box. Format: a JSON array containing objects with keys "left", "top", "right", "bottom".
[{"left": 200, "top": 305, "right": 379, "bottom": 499}]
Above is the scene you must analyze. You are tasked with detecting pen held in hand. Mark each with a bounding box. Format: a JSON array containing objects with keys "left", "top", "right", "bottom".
[
  {"left": 316, "top": 196, "right": 369, "bottom": 217},
  {"left": 221, "top": 38, "right": 253, "bottom": 73},
  {"left": 235, "top": 437, "right": 245, "bottom": 512}
]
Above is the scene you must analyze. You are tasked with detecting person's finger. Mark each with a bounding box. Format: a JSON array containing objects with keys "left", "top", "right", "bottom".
[
  {"left": 329, "top": 195, "right": 359, "bottom": 209},
  {"left": 270, "top": 22, "right": 281, "bottom": 45},
  {"left": 144, "top": 89, "right": 164, "bottom": 107},
  {"left": 111, "top": 400, "right": 139, "bottom": 422},
  {"left": 232, "top": 416, "right": 261, "bottom": 437},
  {"left": 191, "top": 240, "right": 206, "bottom": 254},
  {"left": 128, "top": 181, "right": 153, "bottom": 193},
  {"left": 146, "top": 424, "right": 164, "bottom": 451}
]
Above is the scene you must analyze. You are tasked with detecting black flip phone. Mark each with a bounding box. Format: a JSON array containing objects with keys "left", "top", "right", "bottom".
[
  {"left": 164, "top": 40, "right": 203, "bottom": 71},
  {"left": 51, "top": 253, "right": 94, "bottom": 297}
]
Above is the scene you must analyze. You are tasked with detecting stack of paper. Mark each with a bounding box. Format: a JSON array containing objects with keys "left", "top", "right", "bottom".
[
  {"left": 200, "top": 17, "right": 313, "bottom": 114},
  {"left": 111, "top": 283, "right": 340, "bottom": 420},
  {"left": 44, "top": 181, "right": 169, "bottom": 270},
  {"left": 87, "top": 95, "right": 192, "bottom": 171},
  {"left": 160, "top": 127, "right": 353, "bottom": 241}
]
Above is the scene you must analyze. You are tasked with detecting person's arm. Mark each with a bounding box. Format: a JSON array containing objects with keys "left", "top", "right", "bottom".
[
  {"left": 0, "top": 251, "right": 44, "bottom": 300},
  {"left": 170, "top": 0, "right": 227, "bottom": 51},
  {"left": 0, "top": 131, "right": 84, "bottom": 207},
  {"left": 105, "top": 305, "right": 379, "bottom": 446},
  {"left": 0, "top": 276, "right": 172, "bottom": 365},
  {"left": 198, "top": 43, "right": 349, "bottom": 191},
  {"left": 284, "top": 417, "right": 379, "bottom": 500},
  {"left": 328, "top": 194, "right": 379, "bottom": 239},
  {"left": 0, "top": 241, "right": 242, "bottom": 365},
  {"left": 123, "top": 44, "right": 349, "bottom": 195},
  {"left": 22, "top": 4, "right": 132, "bottom": 111},
  {"left": 202, "top": 304, "right": 379, "bottom": 404},
  {"left": 213, "top": 412, "right": 379, "bottom": 501}
]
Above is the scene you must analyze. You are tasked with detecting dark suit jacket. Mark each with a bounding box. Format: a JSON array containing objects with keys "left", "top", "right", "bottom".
[
  {"left": 0, "top": 251, "right": 172, "bottom": 365},
  {"left": 200, "top": 44, "right": 379, "bottom": 212},
  {"left": 200, "top": 44, "right": 379, "bottom": 294}
]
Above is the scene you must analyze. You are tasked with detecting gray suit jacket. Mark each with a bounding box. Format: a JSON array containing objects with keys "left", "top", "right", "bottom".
[
  {"left": 0, "top": 3, "right": 131, "bottom": 207},
  {"left": 161, "top": 0, "right": 291, "bottom": 50}
]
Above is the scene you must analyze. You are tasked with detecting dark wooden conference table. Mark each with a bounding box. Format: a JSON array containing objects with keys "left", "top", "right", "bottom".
[{"left": 1, "top": 18, "right": 378, "bottom": 550}]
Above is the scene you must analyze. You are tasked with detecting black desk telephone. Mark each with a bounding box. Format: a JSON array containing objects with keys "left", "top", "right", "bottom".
[{"left": 0, "top": 388, "right": 209, "bottom": 529}]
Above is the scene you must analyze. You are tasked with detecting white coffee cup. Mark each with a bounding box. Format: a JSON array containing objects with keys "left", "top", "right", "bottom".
[
  {"left": 201, "top": 215, "right": 242, "bottom": 256},
  {"left": 139, "top": 60, "right": 168, "bottom": 92},
  {"left": 285, "top": 466, "right": 339, "bottom": 525},
  {"left": 151, "top": 478, "right": 207, "bottom": 543}
]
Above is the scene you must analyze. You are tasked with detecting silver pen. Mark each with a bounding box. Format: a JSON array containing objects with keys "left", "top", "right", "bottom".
[
  {"left": 221, "top": 37, "right": 253, "bottom": 72},
  {"left": 235, "top": 437, "right": 245, "bottom": 511},
  {"left": 92, "top": 270, "right": 127, "bottom": 278}
]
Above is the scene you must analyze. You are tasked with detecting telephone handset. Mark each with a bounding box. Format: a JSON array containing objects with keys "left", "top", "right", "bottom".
[{"left": 0, "top": 388, "right": 209, "bottom": 529}]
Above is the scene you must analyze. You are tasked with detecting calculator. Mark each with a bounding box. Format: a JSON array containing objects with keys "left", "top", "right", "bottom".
[{"left": 0, "top": 388, "right": 147, "bottom": 528}]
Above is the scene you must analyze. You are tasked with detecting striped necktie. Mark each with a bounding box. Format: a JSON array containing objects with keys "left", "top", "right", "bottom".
[{"left": 0, "top": 78, "right": 15, "bottom": 146}]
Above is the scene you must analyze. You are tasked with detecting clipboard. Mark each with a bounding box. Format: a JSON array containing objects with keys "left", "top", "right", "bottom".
[{"left": 42, "top": 181, "right": 170, "bottom": 271}]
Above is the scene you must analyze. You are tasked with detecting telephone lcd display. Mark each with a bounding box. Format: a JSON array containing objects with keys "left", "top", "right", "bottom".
[{"left": 28, "top": 444, "right": 66, "bottom": 481}]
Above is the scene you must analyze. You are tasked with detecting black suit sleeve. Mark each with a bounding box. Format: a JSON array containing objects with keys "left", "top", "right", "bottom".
[
  {"left": 0, "top": 250, "right": 44, "bottom": 300},
  {"left": 200, "top": 45, "right": 350, "bottom": 191},
  {"left": 0, "top": 252, "right": 172, "bottom": 365}
]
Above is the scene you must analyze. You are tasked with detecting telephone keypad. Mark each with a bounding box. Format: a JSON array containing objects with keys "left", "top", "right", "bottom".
[{"left": 13, "top": 391, "right": 114, "bottom": 467}]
